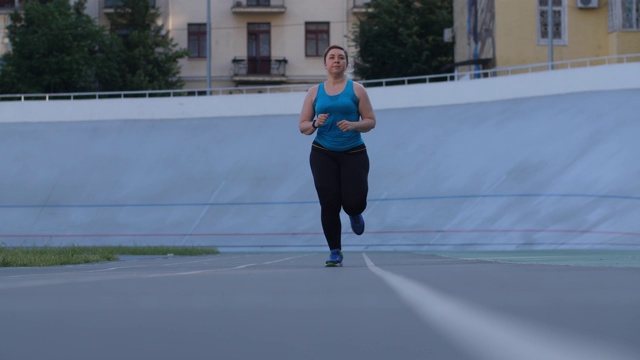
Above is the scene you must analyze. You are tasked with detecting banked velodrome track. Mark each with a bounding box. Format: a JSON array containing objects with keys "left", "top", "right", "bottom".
[{"left": 2, "top": 64, "right": 640, "bottom": 251}]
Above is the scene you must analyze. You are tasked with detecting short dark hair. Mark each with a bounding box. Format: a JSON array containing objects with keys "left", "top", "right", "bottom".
[{"left": 323, "top": 45, "right": 348, "bottom": 65}]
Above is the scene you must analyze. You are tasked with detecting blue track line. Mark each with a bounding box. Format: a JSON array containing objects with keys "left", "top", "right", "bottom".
[{"left": 1, "top": 193, "right": 639, "bottom": 209}]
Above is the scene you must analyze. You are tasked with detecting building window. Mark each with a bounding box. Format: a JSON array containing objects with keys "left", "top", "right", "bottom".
[
  {"left": 609, "top": 0, "right": 640, "bottom": 31},
  {"left": 247, "top": 0, "right": 270, "bottom": 6},
  {"left": 353, "top": 0, "right": 372, "bottom": 9},
  {"left": 247, "top": 23, "right": 271, "bottom": 75},
  {"left": 105, "top": 0, "right": 156, "bottom": 8},
  {"left": 188, "top": 23, "right": 207, "bottom": 58},
  {"left": 305, "top": 22, "right": 329, "bottom": 57},
  {"left": 537, "top": 0, "right": 566, "bottom": 45},
  {"left": 0, "top": 0, "right": 17, "bottom": 8}
]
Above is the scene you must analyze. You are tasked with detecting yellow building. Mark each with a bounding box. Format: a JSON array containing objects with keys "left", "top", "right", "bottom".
[
  {"left": 0, "top": 0, "right": 18, "bottom": 56},
  {"left": 453, "top": 0, "right": 640, "bottom": 73},
  {"left": 0, "top": 0, "right": 370, "bottom": 89}
]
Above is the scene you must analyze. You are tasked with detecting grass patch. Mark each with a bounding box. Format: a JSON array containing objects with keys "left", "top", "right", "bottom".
[{"left": 0, "top": 246, "right": 219, "bottom": 267}]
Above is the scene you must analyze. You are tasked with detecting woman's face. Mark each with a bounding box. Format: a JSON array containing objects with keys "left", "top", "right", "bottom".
[{"left": 324, "top": 48, "right": 347, "bottom": 75}]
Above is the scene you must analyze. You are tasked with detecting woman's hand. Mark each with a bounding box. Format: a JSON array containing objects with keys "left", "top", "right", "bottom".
[
  {"left": 337, "top": 119, "right": 357, "bottom": 132},
  {"left": 315, "top": 113, "right": 329, "bottom": 128}
]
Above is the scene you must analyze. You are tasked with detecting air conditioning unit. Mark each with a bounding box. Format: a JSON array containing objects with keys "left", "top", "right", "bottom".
[{"left": 577, "top": 0, "right": 598, "bottom": 9}]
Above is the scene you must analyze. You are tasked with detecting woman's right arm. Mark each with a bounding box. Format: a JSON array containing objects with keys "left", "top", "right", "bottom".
[{"left": 298, "top": 86, "right": 318, "bottom": 135}]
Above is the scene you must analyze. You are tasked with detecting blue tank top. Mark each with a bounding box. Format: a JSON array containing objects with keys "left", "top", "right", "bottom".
[{"left": 313, "top": 79, "right": 363, "bottom": 151}]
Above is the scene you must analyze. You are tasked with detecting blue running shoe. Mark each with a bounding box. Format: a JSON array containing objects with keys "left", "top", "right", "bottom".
[
  {"left": 325, "top": 249, "right": 343, "bottom": 267},
  {"left": 349, "top": 214, "right": 365, "bottom": 235}
]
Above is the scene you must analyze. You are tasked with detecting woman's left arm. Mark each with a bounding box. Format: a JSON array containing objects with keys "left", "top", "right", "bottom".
[{"left": 354, "top": 82, "right": 376, "bottom": 133}]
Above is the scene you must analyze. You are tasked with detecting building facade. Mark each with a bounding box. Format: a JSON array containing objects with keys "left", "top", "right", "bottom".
[
  {"left": 0, "top": 0, "right": 370, "bottom": 89},
  {"left": 92, "top": 0, "right": 371, "bottom": 89},
  {"left": 0, "top": 0, "right": 20, "bottom": 56},
  {"left": 453, "top": 0, "right": 640, "bottom": 73},
  {"left": 4, "top": 1, "right": 640, "bottom": 90}
]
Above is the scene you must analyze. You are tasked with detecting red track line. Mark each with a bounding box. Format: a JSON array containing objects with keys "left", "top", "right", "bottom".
[{"left": 1, "top": 229, "right": 640, "bottom": 238}]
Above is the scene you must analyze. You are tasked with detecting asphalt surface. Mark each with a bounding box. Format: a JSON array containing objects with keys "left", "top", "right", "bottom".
[{"left": 1, "top": 252, "right": 639, "bottom": 360}]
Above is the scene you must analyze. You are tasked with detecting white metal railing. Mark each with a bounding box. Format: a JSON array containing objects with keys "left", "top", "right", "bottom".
[{"left": 1, "top": 54, "right": 639, "bottom": 102}]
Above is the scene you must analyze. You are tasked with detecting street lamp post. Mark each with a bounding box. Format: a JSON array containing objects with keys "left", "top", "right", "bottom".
[
  {"left": 206, "top": 0, "right": 211, "bottom": 94},
  {"left": 548, "top": 0, "right": 554, "bottom": 70}
]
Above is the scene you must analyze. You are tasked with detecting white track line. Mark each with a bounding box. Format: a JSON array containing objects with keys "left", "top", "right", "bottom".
[
  {"left": 139, "top": 254, "right": 307, "bottom": 277},
  {"left": 262, "top": 254, "right": 310, "bottom": 265},
  {"left": 0, "top": 254, "right": 304, "bottom": 288},
  {"left": 83, "top": 265, "right": 147, "bottom": 273},
  {"left": 362, "top": 253, "right": 635, "bottom": 360},
  {"left": 164, "top": 263, "right": 258, "bottom": 276},
  {"left": 165, "top": 254, "right": 310, "bottom": 275},
  {"left": 162, "top": 254, "right": 250, "bottom": 266}
]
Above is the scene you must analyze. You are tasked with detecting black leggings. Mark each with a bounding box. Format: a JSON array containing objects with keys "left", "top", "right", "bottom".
[{"left": 310, "top": 142, "right": 369, "bottom": 250}]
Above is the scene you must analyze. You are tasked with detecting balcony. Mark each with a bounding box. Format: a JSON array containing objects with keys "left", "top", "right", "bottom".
[
  {"left": 231, "top": 57, "right": 288, "bottom": 84},
  {"left": 0, "top": 0, "right": 22, "bottom": 13},
  {"left": 104, "top": 0, "right": 156, "bottom": 12},
  {"left": 352, "top": 0, "right": 372, "bottom": 13},
  {"left": 231, "top": 0, "right": 286, "bottom": 14}
]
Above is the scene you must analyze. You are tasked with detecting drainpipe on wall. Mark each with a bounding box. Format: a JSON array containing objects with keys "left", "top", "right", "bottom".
[
  {"left": 206, "top": 0, "right": 211, "bottom": 94},
  {"left": 548, "top": 0, "right": 554, "bottom": 70},
  {"left": 344, "top": 0, "right": 348, "bottom": 49},
  {"left": 467, "top": 0, "right": 480, "bottom": 78}
]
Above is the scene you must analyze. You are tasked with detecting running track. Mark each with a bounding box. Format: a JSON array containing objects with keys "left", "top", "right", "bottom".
[{"left": 1, "top": 252, "right": 639, "bottom": 360}]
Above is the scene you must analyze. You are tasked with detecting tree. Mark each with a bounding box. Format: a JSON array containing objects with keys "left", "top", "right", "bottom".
[
  {"left": 106, "top": 0, "right": 189, "bottom": 91},
  {"left": 0, "top": 0, "right": 121, "bottom": 94},
  {"left": 352, "top": 0, "right": 453, "bottom": 80}
]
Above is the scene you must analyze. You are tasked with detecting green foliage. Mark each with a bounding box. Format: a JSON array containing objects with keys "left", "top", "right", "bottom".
[
  {"left": 0, "top": 0, "right": 189, "bottom": 94},
  {"left": 0, "top": 246, "right": 118, "bottom": 267},
  {"left": 352, "top": 0, "right": 454, "bottom": 80},
  {"left": 106, "top": 0, "right": 189, "bottom": 91},
  {"left": 0, "top": 0, "right": 121, "bottom": 94},
  {"left": 0, "top": 246, "right": 219, "bottom": 267}
]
